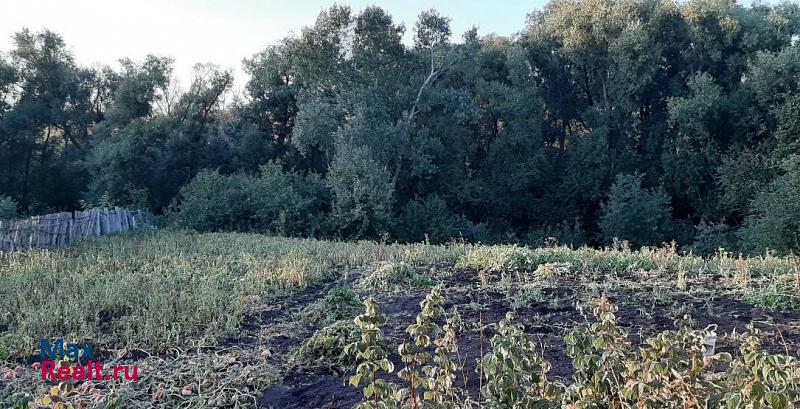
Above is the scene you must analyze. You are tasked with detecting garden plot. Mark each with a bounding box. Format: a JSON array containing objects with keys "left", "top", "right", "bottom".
[{"left": 1, "top": 232, "right": 799, "bottom": 408}]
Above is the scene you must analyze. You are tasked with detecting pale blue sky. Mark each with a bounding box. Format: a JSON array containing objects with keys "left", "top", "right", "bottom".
[{"left": 0, "top": 0, "right": 543, "bottom": 87}]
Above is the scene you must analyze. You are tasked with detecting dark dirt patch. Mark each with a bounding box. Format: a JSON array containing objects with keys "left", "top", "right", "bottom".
[
  {"left": 614, "top": 296, "right": 800, "bottom": 356},
  {"left": 222, "top": 273, "right": 344, "bottom": 350},
  {"left": 254, "top": 277, "right": 342, "bottom": 328},
  {"left": 260, "top": 371, "right": 361, "bottom": 409}
]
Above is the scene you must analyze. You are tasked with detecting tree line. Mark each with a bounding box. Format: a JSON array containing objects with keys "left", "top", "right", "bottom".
[{"left": 1, "top": 0, "right": 799, "bottom": 253}]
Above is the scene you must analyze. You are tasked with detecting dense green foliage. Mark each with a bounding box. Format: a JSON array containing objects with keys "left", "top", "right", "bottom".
[
  {"left": 2, "top": 0, "right": 800, "bottom": 252},
  {"left": 740, "top": 156, "right": 800, "bottom": 253},
  {"left": 172, "top": 163, "right": 327, "bottom": 235},
  {"left": 599, "top": 173, "right": 675, "bottom": 247},
  {"left": 0, "top": 196, "right": 16, "bottom": 221}
]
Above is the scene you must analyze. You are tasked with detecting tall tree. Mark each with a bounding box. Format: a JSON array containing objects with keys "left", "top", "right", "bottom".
[{"left": 0, "top": 29, "right": 100, "bottom": 211}]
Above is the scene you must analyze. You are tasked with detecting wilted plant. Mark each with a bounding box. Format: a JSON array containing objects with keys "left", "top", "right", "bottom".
[
  {"left": 725, "top": 324, "right": 800, "bottom": 408},
  {"left": 676, "top": 260, "right": 688, "bottom": 291},
  {"left": 735, "top": 257, "right": 752, "bottom": 287},
  {"left": 532, "top": 262, "right": 572, "bottom": 280},
  {"left": 298, "top": 285, "right": 361, "bottom": 326},
  {"left": 428, "top": 308, "right": 464, "bottom": 406},
  {"left": 35, "top": 380, "right": 81, "bottom": 409},
  {"left": 652, "top": 241, "right": 677, "bottom": 273},
  {"left": 358, "top": 262, "right": 434, "bottom": 291},
  {"left": 291, "top": 320, "right": 359, "bottom": 373},
  {"left": 397, "top": 290, "right": 440, "bottom": 408},
  {"left": 746, "top": 274, "right": 800, "bottom": 310},
  {"left": 509, "top": 284, "right": 546, "bottom": 309},
  {"left": 617, "top": 321, "right": 729, "bottom": 407}
]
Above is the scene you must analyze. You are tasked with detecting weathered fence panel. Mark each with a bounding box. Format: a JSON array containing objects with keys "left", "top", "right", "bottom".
[{"left": 0, "top": 207, "right": 146, "bottom": 252}]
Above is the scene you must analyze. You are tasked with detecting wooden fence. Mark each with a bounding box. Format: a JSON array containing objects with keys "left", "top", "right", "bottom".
[{"left": 0, "top": 207, "right": 146, "bottom": 252}]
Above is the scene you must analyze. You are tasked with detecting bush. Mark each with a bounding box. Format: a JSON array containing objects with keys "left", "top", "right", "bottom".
[
  {"left": 599, "top": 174, "right": 675, "bottom": 248},
  {"left": 172, "top": 169, "right": 251, "bottom": 231},
  {"left": 740, "top": 156, "right": 800, "bottom": 254},
  {"left": 250, "top": 162, "right": 330, "bottom": 236},
  {"left": 356, "top": 261, "right": 434, "bottom": 290},
  {"left": 298, "top": 286, "right": 362, "bottom": 326},
  {"left": 393, "top": 196, "right": 467, "bottom": 244},
  {"left": 173, "top": 163, "right": 327, "bottom": 235},
  {"left": 524, "top": 218, "right": 585, "bottom": 248},
  {"left": 690, "top": 221, "right": 739, "bottom": 255},
  {"left": 291, "top": 320, "right": 359, "bottom": 372},
  {"left": 327, "top": 142, "right": 393, "bottom": 239},
  {"left": 0, "top": 196, "right": 17, "bottom": 220}
]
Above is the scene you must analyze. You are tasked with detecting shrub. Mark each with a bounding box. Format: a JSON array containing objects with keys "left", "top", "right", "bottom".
[
  {"left": 690, "top": 221, "right": 739, "bottom": 256},
  {"left": 347, "top": 288, "right": 466, "bottom": 408},
  {"left": 357, "top": 261, "right": 434, "bottom": 290},
  {"left": 0, "top": 196, "right": 17, "bottom": 220},
  {"left": 327, "top": 142, "right": 393, "bottom": 239},
  {"left": 482, "top": 312, "right": 561, "bottom": 407},
  {"left": 79, "top": 191, "right": 117, "bottom": 210},
  {"left": 599, "top": 173, "right": 675, "bottom": 248},
  {"left": 291, "top": 320, "right": 359, "bottom": 373},
  {"left": 250, "top": 162, "right": 330, "bottom": 236},
  {"left": 173, "top": 163, "right": 327, "bottom": 235},
  {"left": 523, "top": 218, "right": 584, "bottom": 248},
  {"left": 740, "top": 156, "right": 800, "bottom": 254},
  {"left": 172, "top": 169, "right": 252, "bottom": 231},
  {"left": 725, "top": 325, "right": 800, "bottom": 407},
  {"left": 344, "top": 298, "right": 398, "bottom": 406},
  {"left": 392, "top": 196, "right": 465, "bottom": 244},
  {"left": 298, "top": 286, "right": 362, "bottom": 326},
  {"left": 397, "top": 287, "right": 464, "bottom": 406}
]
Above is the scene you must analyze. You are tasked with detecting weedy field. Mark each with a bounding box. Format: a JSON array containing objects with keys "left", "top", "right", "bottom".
[{"left": 1, "top": 230, "right": 800, "bottom": 408}]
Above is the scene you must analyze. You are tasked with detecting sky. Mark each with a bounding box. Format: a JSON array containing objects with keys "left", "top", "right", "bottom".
[{"left": 0, "top": 0, "right": 543, "bottom": 87}]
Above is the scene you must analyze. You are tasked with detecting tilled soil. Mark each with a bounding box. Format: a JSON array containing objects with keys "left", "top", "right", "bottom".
[{"left": 258, "top": 266, "right": 800, "bottom": 409}]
